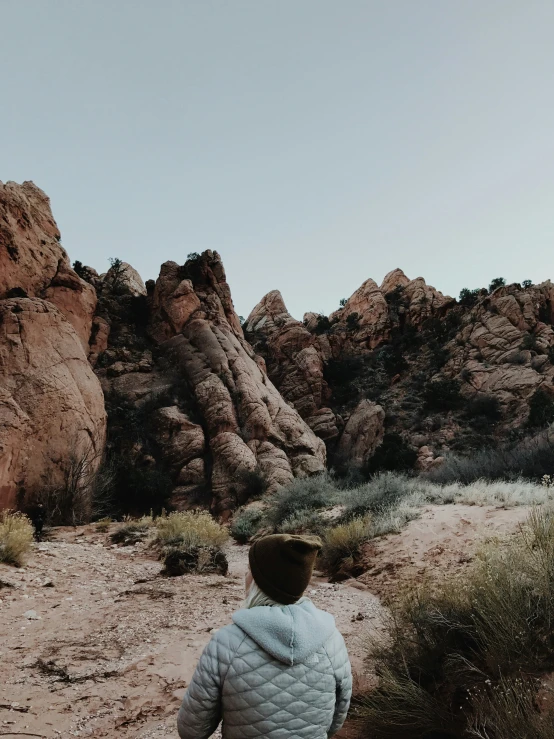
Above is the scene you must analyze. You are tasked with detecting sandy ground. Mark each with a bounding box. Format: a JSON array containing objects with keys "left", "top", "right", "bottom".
[
  {"left": 358, "top": 503, "right": 531, "bottom": 600},
  {"left": 0, "top": 504, "right": 531, "bottom": 738},
  {"left": 0, "top": 526, "right": 382, "bottom": 738}
]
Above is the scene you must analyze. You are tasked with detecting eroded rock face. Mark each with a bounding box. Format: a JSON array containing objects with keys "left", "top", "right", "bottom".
[
  {"left": 336, "top": 400, "right": 385, "bottom": 468},
  {"left": 104, "top": 262, "right": 147, "bottom": 297},
  {"left": 149, "top": 252, "right": 326, "bottom": 515},
  {"left": 0, "top": 181, "right": 97, "bottom": 348},
  {"left": 0, "top": 299, "right": 106, "bottom": 510},
  {"left": 245, "top": 291, "right": 338, "bottom": 440}
]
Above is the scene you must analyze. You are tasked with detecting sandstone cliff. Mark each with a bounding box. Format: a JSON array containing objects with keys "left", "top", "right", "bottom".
[
  {"left": 95, "top": 252, "right": 326, "bottom": 517},
  {"left": 0, "top": 181, "right": 97, "bottom": 349}
]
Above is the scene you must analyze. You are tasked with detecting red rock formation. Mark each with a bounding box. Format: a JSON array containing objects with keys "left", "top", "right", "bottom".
[
  {"left": 245, "top": 291, "right": 338, "bottom": 440},
  {"left": 0, "top": 181, "right": 97, "bottom": 349},
  {"left": 0, "top": 299, "right": 106, "bottom": 510},
  {"left": 145, "top": 252, "right": 326, "bottom": 515}
]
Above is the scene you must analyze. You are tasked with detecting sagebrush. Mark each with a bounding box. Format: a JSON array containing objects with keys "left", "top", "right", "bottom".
[
  {"left": 356, "top": 506, "right": 554, "bottom": 738},
  {"left": 0, "top": 511, "right": 34, "bottom": 567}
]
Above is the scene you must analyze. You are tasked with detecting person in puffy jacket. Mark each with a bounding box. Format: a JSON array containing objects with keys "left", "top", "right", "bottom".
[{"left": 177, "top": 533, "right": 352, "bottom": 739}]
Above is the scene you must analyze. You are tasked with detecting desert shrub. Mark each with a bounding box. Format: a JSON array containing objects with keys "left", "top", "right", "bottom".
[
  {"left": 314, "top": 314, "right": 331, "bottom": 334},
  {"left": 162, "top": 546, "right": 228, "bottom": 576},
  {"left": 528, "top": 387, "right": 554, "bottom": 427},
  {"left": 489, "top": 276, "right": 506, "bottom": 292},
  {"left": 520, "top": 333, "right": 540, "bottom": 352},
  {"left": 230, "top": 507, "right": 264, "bottom": 543},
  {"left": 343, "top": 473, "right": 420, "bottom": 519},
  {"left": 463, "top": 394, "right": 502, "bottom": 428},
  {"left": 277, "top": 509, "right": 327, "bottom": 536},
  {"left": 0, "top": 511, "right": 34, "bottom": 566},
  {"left": 522, "top": 279, "right": 533, "bottom": 289},
  {"left": 423, "top": 377, "right": 462, "bottom": 412},
  {"left": 458, "top": 287, "right": 481, "bottom": 308},
  {"left": 365, "top": 434, "right": 418, "bottom": 474},
  {"left": 320, "top": 516, "right": 371, "bottom": 579},
  {"left": 377, "top": 345, "right": 408, "bottom": 376},
  {"left": 155, "top": 510, "right": 228, "bottom": 549},
  {"left": 155, "top": 510, "right": 229, "bottom": 576},
  {"left": 262, "top": 475, "right": 338, "bottom": 529},
  {"left": 356, "top": 506, "right": 554, "bottom": 738},
  {"left": 339, "top": 298, "right": 347, "bottom": 307},
  {"left": 39, "top": 444, "right": 113, "bottom": 526},
  {"left": 238, "top": 467, "right": 269, "bottom": 501},
  {"left": 425, "top": 434, "right": 554, "bottom": 484},
  {"left": 94, "top": 517, "right": 112, "bottom": 533},
  {"left": 346, "top": 312, "right": 360, "bottom": 330}
]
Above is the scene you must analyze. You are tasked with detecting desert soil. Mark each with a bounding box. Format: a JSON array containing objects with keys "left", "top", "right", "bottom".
[{"left": 0, "top": 504, "right": 529, "bottom": 738}]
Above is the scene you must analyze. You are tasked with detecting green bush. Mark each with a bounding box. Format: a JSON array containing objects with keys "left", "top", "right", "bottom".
[
  {"left": 356, "top": 507, "right": 554, "bottom": 738},
  {"left": 346, "top": 312, "right": 360, "bottom": 330},
  {"left": 238, "top": 467, "right": 269, "bottom": 501},
  {"left": 520, "top": 333, "right": 540, "bottom": 352},
  {"left": 262, "top": 475, "right": 337, "bottom": 529},
  {"left": 522, "top": 279, "right": 533, "bottom": 289},
  {"left": 458, "top": 287, "right": 481, "bottom": 307},
  {"left": 489, "top": 276, "right": 506, "bottom": 292},
  {"left": 230, "top": 507, "right": 264, "bottom": 543},
  {"left": 277, "top": 509, "right": 327, "bottom": 536},
  {"left": 528, "top": 387, "right": 554, "bottom": 428},
  {"left": 314, "top": 314, "right": 331, "bottom": 334},
  {"left": 342, "top": 472, "right": 419, "bottom": 518}
]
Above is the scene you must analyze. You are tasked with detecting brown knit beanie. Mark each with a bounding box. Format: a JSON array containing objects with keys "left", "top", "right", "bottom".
[{"left": 248, "top": 534, "right": 322, "bottom": 605}]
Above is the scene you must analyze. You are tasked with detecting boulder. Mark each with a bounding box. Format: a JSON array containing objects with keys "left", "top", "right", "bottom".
[
  {"left": 104, "top": 261, "right": 147, "bottom": 296},
  {"left": 336, "top": 400, "right": 385, "bottom": 467},
  {"left": 0, "top": 299, "right": 106, "bottom": 510},
  {"left": 0, "top": 181, "right": 97, "bottom": 349}
]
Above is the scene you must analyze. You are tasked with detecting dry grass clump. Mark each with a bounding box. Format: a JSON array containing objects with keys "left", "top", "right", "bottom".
[
  {"left": 320, "top": 516, "right": 372, "bottom": 579},
  {"left": 154, "top": 510, "right": 228, "bottom": 549},
  {"left": 0, "top": 511, "right": 34, "bottom": 567},
  {"left": 356, "top": 505, "right": 554, "bottom": 738},
  {"left": 155, "top": 511, "right": 229, "bottom": 577}
]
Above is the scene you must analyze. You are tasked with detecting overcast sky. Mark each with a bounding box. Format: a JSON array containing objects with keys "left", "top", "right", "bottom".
[{"left": 3, "top": 0, "right": 554, "bottom": 319}]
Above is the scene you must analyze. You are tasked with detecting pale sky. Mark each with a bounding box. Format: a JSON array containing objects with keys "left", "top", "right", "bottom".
[{"left": 3, "top": 0, "right": 554, "bottom": 320}]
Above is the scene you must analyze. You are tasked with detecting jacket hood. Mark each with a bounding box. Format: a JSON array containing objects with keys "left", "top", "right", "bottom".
[{"left": 232, "top": 598, "right": 336, "bottom": 666}]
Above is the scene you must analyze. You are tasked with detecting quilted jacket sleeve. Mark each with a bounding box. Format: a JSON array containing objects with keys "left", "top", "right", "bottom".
[
  {"left": 325, "top": 629, "right": 353, "bottom": 737},
  {"left": 177, "top": 626, "right": 243, "bottom": 739}
]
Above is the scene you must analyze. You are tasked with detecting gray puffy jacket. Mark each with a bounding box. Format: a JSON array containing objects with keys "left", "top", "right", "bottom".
[{"left": 177, "top": 599, "right": 352, "bottom": 738}]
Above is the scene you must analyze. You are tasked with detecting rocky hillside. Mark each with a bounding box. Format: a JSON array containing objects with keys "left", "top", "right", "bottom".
[
  {"left": 3, "top": 178, "right": 554, "bottom": 520},
  {"left": 245, "top": 270, "right": 554, "bottom": 474}
]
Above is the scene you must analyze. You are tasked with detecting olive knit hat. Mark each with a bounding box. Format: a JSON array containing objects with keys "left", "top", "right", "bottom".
[{"left": 248, "top": 533, "right": 323, "bottom": 605}]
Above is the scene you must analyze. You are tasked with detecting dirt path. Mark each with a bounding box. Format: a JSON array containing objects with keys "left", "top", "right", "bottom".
[{"left": 0, "top": 526, "right": 382, "bottom": 738}]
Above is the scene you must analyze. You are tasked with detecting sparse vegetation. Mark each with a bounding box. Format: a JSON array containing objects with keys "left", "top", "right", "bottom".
[
  {"left": 346, "top": 312, "right": 360, "bottom": 330},
  {"left": 463, "top": 394, "right": 502, "bottom": 429},
  {"left": 320, "top": 516, "right": 371, "bottom": 579},
  {"left": 425, "top": 435, "right": 554, "bottom": 485},
  {"left": 0, "top": 511, "right": 34, "bottom": 567},
  {"left": 458, "top": 287, "right": 481, "bottom": 308},
  {"left": 488, "top": 276, "right": 506, "bottom": 292},
  {"left": 356, "top": 506, "right": 554, "bottom": 738},
  {"left": 155, "top": 511, "right": 229, "bottom": 576},
  {"left": 528, "top": 387, "right": 554, "bottom": 428},
  {"left": 262, "top": 474, "right": 338, "bottom": 530},
  {"left": 314, "top": 314, "right": 331, "bottom": 334},
  {"left": 230, "top": 507, "right": 264, "bottom": 543},
  {"left": 522, "top": 279, "right": 533, "bottom": 289},
  {"left": 110, "top": 516, "right": 153, "bottom": 545}
]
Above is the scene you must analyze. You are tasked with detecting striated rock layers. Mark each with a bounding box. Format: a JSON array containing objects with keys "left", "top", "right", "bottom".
[
  {"left": 0, "top": 181, "right": 97, "bottom": 349},
  {"left": 0, "top": 299, "right": 106, "bottom": 510},
  {"left": 148, "top": 253, "right": 326, "bottom": 516}
]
